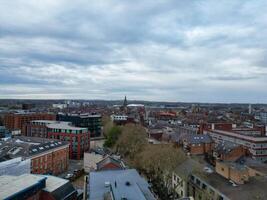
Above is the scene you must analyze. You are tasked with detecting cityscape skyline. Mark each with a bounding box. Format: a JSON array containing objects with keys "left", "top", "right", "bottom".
[{"left": 1, "top": 0, "right": 267, "bottom": 103}]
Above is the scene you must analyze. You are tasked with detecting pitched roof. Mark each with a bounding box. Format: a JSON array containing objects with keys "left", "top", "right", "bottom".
[{"left": 96, "top": 156, "right": 124, "bottom": 171}]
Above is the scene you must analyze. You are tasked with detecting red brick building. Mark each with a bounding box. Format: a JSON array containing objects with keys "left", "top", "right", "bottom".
[
  {"left": 23, "top": 120, "right": 58, "bottom": 138},
  {"left": 0, "top": 136, "right": 69, "bottom": 175},
  {"left": 4, "top": 112, "right": 56, "bottom": 134},
  {"left": 182, "top": 134, "right": 214, "bottom": 155},
  {"left": 47, "top": 123, "right": 90, "bottom": 160}
]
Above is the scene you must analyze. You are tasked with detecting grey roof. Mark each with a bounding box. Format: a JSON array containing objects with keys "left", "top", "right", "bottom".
[
  {"left": 183, "top": 133, "right": 213, "bottom": 144},
  {"left": 0, "top": 136, "right": 69, "bottom": 160},
  {"left": 174, "top": 158, "right": 204, "bottom": 180},
  {"left": 89, "top": 169, "right": 156, "bottom": 200},
  {"left": 214, "top": 141, "right": 240, "bottom": 154},
  {"left": 194, "top": 171, "right": 267, "bottom": 200}
]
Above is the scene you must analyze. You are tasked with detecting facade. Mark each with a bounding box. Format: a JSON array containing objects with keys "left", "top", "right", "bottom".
[
  {"left": 57, "top": 113, "right": 102, "bottom": 137},
  {"left": 47, "top": 123, "right": 90, "bottom": 159},
  {"left": 88, "top": 169, "right": 156, "bottom": 200},
  {"left": 4, "top": 112, "right": 56, "bottom": 133},
  {"left": 0, "top": 136, "right": 69, "bottom": 175}
]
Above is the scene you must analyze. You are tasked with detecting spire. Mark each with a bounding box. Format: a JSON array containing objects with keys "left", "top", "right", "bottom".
[{"left": 123, "top": 96, "right": 127, "bottom": 107}]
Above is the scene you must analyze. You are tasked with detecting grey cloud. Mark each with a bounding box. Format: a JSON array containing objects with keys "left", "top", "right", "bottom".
[{"left": 0, "top": 0, "right": 267, "bottom": 102}]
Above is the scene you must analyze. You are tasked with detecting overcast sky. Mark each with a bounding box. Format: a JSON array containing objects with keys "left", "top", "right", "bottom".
[{"left": 0, "top": 0, "right": 267, "bottom": 103}]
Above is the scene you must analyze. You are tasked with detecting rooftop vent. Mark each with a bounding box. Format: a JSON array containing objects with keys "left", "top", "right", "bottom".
[
  {"left": 105, "top": 182, "right": 111, "bottom": 188},
  {"left": 125, "top": 181, "right": 131, "bottom": 186}
]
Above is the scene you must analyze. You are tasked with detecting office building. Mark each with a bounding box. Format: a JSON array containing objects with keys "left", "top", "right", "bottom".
[{"left": 57, "top": 113, "right": 102, "bottom": 137}]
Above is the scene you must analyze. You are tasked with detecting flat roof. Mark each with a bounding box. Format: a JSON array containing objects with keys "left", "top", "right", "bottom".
[
  {"left": 39, "top": 175, "right": 69, "bottom": 192},
  {"left": 46, "top": 123, "right": 88, "bottom": 131},
  {"left": 0, "top": 174, "right": 46, "bottom": 199},
  {"left": 208, "top": 129, "right": 267, "bottom": 142}
]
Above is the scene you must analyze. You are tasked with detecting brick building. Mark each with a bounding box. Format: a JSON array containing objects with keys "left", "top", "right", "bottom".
[
  {"left": 0, "top": 136, "right": 69, "bottom": 175},
  {"left": 204, "top": 124, "right": 267, "bottom": 162},
  {"left": 4, "top": 112, "right": 56, "bottom": 134},
  {"left": 23, "top": 120, "right": 58, "bottom": 138},
  {"left": 182, "top": 134, "right": 214, "bottom": 155},
  {"left": 47, "top": 123, "right": 90, "bottom": 159}
]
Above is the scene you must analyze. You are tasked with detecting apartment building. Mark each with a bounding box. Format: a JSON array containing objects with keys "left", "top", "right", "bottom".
[
  {"left": 4, "top": 112, "right": 56, "bottom": 133},
  {"left": 47, "top": 123, "right": 90, "bottom": 159}
]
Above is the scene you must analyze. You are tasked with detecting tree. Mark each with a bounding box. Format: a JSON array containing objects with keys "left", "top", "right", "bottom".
[
  {"left": 102, "top": 115, "right": 113, "bottom": 137},
  {"left": 115, "top": 124, "right": 147, "bottom": 159},
  {"left": 104, "top": 126, "right": 122, "bottom": 148},
  {"left": 134, "top": 144, "right": 187, "bottom": 199}
]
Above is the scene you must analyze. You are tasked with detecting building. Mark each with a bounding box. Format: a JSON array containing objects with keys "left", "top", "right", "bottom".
[
  {"left": 205, "top": 127, "right": 267, "bottom": 162},
  {"left": 188, "top": 168, "right": 267, "bottom": 200},
  {"left": 88, "top": 169, "right": 156, "bottom": 200},
  {"left": 96, "top": 156, "right": 125, "bottom": 171},
  {"left": 0, "top": 174, "right": 77, "bottom": 200},
  {"left": 23, "top": 120, "right": 59, "bottom": 138},
  {"left": 259, "top": 112, "right": 267, "bottom": 124},
  {"left": 0, "top": 126, "right": 8, "bottom": 138},
  {"left": 0, "top": 136, "right": 69, "bottom": 175},
  {"left": 213, "top": 141, "right": 246, "bottom": 162},
  {"left": 172, "top": 159, "right": 198, "bottom": 199},
  {"left": 47, "top": 122, "right": 90, "bottom": 159},
  {"left": 4, "top": 112, "right": 56, "bottom": 133},
  {"left": 84, "top": 148, "right": 106, "bottom": 173},
  {"left": 0, "top": 174, "right": 46, "bottom": 200},
  {"left": 182, "top": 134, "right": 214, "bottom": 155},
  {"left": 57, "top": 113, "right": 102, "bottom": 137}
]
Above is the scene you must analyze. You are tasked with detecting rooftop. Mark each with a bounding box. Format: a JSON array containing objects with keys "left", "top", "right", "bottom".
[
  {"left": 194, "top": 171, "right": 267, "bottom": 200},
  {"left": 0, "top": 174, "right": 46, "bottom": 199},
  {"left": 0, "top": 136, "right": 69, "bottom": 160},
  {"left": 89, "top": 169, "right": 156, "bottom": 200},
  {"left": 46, "top": 123, "right": 88, "bottom": 131},
  {"left": 208, "top": 129, "right": 267, "bottom": 142}
]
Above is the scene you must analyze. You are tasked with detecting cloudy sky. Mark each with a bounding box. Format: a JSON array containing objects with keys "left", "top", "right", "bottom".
[{"left": 0, "top": 0, "right": 267, "bottom": 103}]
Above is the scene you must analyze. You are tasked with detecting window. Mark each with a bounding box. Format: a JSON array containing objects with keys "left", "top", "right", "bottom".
[
  {"left": 196, "top": 179, "right": 201, "bottom": 186},
  {"left": 221, "top": 167, "right": 224, "bottom": 171},
  {"left": 202, "top": 183, "right": 207, "bottom": 190}
]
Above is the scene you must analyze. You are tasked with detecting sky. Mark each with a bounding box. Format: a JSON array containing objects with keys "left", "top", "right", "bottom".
[{"left": 0, "top": 0, "right": 267, "bottom": 103}]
